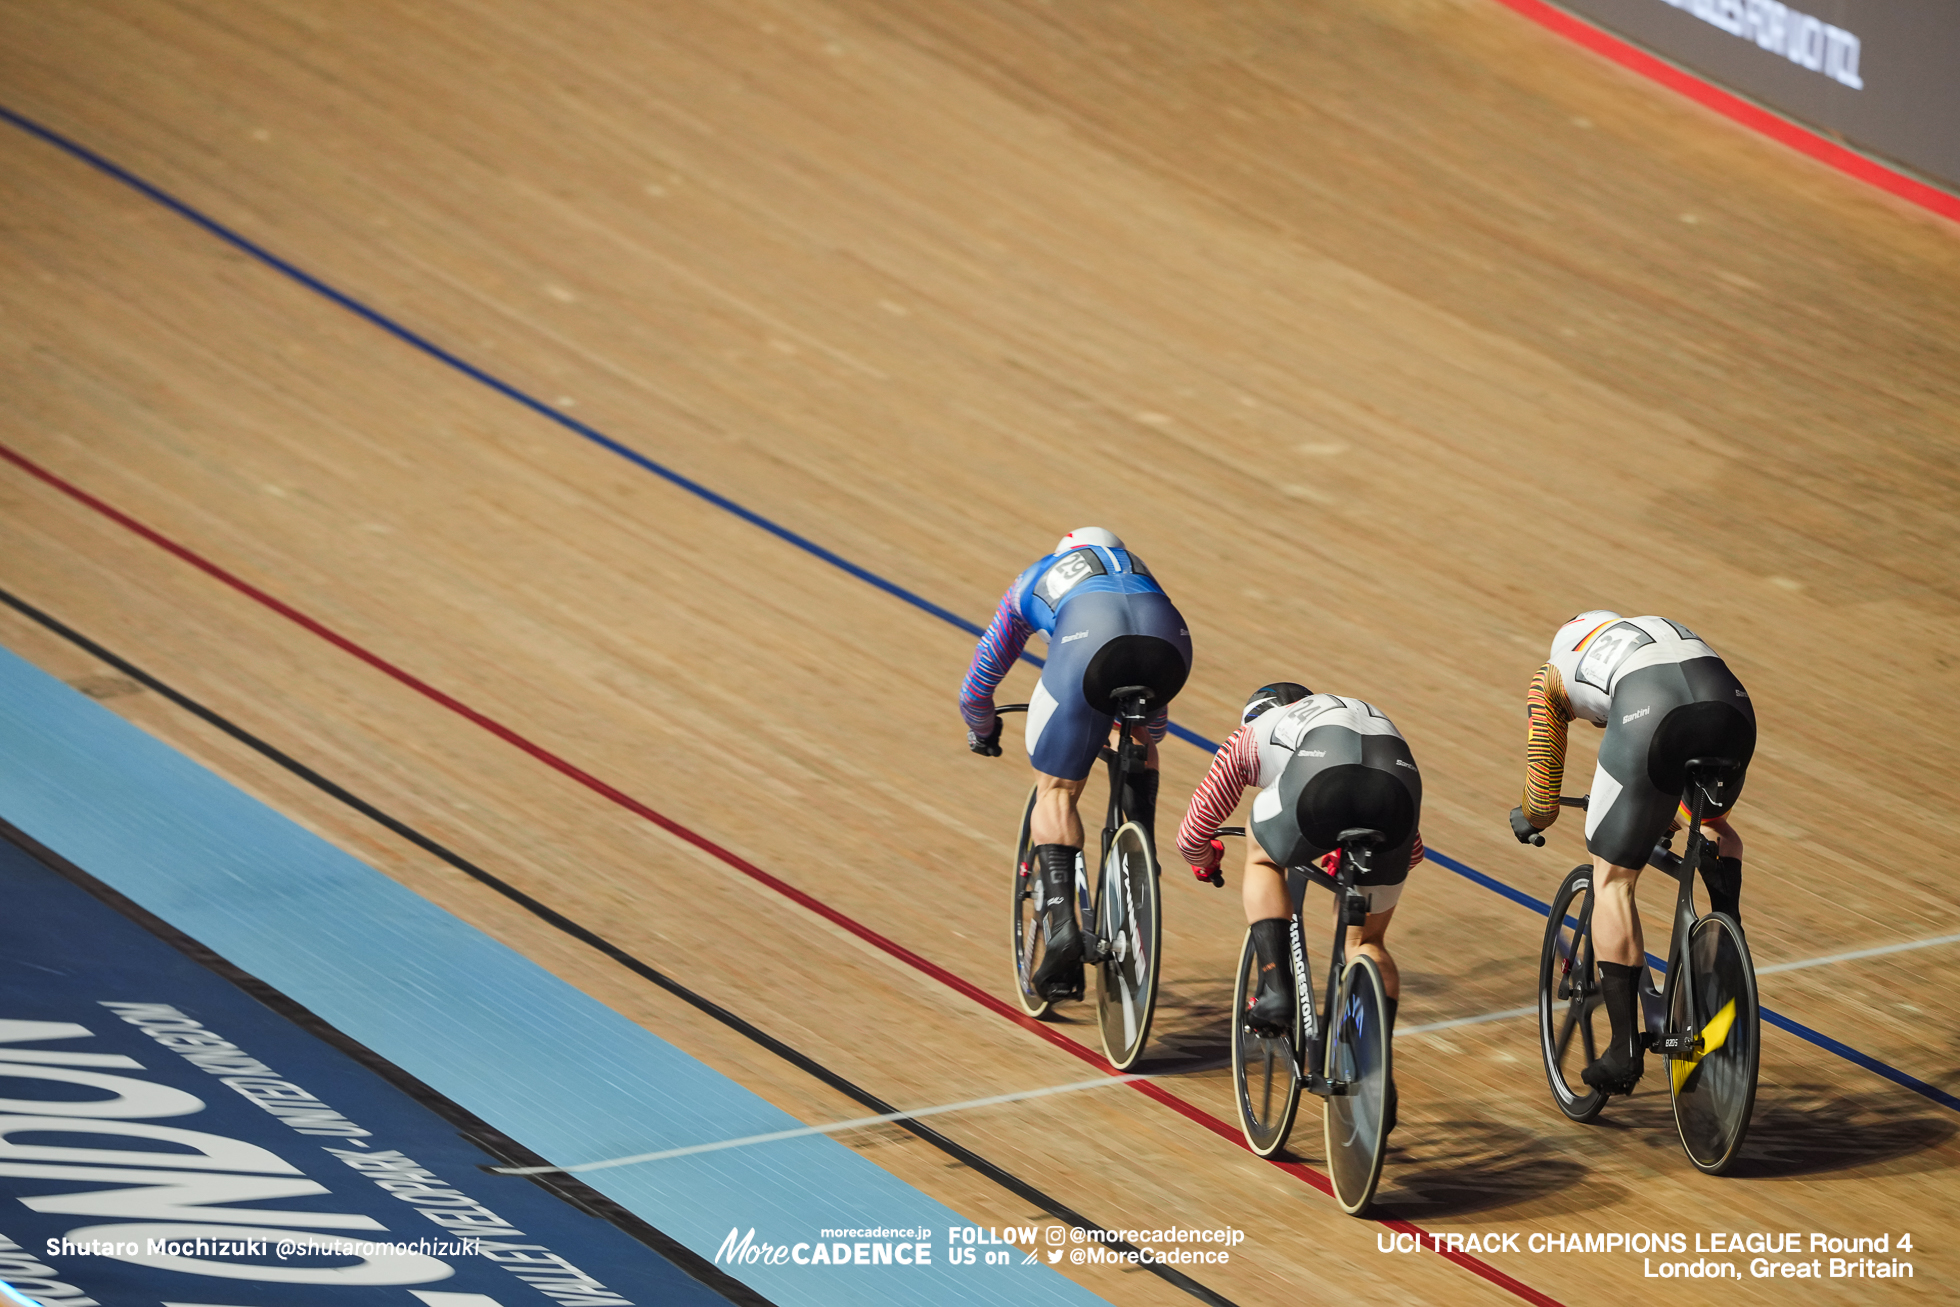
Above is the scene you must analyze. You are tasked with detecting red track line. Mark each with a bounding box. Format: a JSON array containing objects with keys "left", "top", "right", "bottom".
[
  {"left": 1490, "top": 0, "right": 1960, "bottom": 225},
  {"left": 0, "top": 439, "right": 1561, "bottom": 1307}
]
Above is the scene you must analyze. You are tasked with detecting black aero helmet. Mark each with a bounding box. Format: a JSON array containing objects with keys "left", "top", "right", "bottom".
[{"left": 1242, "top": 681, "right": 1311, "bottom": 726}]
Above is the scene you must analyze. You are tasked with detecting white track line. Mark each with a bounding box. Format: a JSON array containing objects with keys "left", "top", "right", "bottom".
[
  {"left": 1402, "top": 1006, "right": 1536, "bottom": 1036},
  {"left": 1401, "top": 931, "right": 1960, "bottom": 1037},
  {"left": 493, "top": 1074, "right": 1145, "bottom": 1176},
  {"left": 1755, "top": 931, "right": 1960, "bottom": 975}
]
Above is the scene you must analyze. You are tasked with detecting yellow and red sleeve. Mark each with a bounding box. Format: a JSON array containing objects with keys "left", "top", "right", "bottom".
[{"left": 1523, "top": 662, "right": 1570, "bottom": 829}]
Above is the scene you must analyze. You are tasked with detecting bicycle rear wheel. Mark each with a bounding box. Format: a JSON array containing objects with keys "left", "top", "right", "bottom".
[
  {"left": 1008, "top": 785, "right": 1051, "bottom": 1018},
  {"left": 1095, "top": 820, "right": 1161, "bottom": 1070},
  {"left": 1538, "top": 865, "right": 1608, "bottom": 1123},
  {"left": 1668, "top": 911, "right": 1758, "bottom": 1174},
  {"left": 1229, "top": 924, "right": 1303, "bottom": 1156},
  {"left": 1325, "top": 954, "right": 1391, "bottom": 1215}
]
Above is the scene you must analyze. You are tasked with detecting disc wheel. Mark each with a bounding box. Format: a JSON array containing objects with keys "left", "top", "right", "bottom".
[
  {"left": 1324, "top": 954, "right": 1391, "bottom": 1215},
  {"left": 1538, "top": 865, "right": 1608, "bottom": 1123},
  {"left": 1008, "top": 785, "right": 1051, "bottom": 1017},
  {"left": 1230, "top": 923, "right": 1303, "bottom": 1156},
  {"left": 1095, "top": 821, "right": 1162, "bottom": 1070},
  {"left": 1667, "top": 911, "right": 1759, "bottom": 1174}
]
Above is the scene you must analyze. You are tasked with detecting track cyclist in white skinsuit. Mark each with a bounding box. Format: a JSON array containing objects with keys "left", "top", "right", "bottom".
[
  {"left": 1509, "top": 611, "right": 1757, "bottom": 1096},
  {"left": 960, "top": 528, "right": 1193, "bottom": 1002},
  {"left": 1178, "top": 683, "right": 1425, "bottom": 1133}
]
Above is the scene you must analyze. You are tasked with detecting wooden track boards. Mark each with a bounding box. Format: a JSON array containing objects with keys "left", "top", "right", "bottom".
[{"left": 1, "top": 1, "right": 1956, "bottom": 1302}]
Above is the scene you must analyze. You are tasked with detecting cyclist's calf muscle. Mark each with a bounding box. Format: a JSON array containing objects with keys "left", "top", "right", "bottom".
[
  {"left": 1241, "top": 841, "right": 1400, "bottom": 1000},
  {"left": 1028, "top": 721, "right": 1158, "bottom": 847},
  {"left": 1589, "top": 858, "right": 1648, "bottom": 969}
]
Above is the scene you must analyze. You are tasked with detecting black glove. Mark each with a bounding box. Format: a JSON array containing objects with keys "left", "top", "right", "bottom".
[
  {"left": 967, "top": 717, "right": 1004, "bottom": 757},
  {"left": 1509, "top": 806, "right": 1546, "bottom": 846}
]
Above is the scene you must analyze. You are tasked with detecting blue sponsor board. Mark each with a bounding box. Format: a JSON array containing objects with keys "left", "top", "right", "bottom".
[{"left": 0, "top": 834, "right": 738, "bottom": 1307}]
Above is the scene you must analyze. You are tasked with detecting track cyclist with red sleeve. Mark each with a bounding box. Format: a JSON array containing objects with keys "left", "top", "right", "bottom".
[
  {"left": 960, "top": 528, "right": 1192, "bottom": 1002},
  {"left": 1509, "top": 611, "right": 1757, "bottom": 1096},
  {"left": 1178, "top": 683, "right": 1425, "bottom": 1131}
]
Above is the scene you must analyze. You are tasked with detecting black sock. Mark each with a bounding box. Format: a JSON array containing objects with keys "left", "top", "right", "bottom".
[
  {"left": 1123, "top": 768, "right": 1160, "bottom": 843},
  {"left": 1248, "top": 917, "right": 1290, "bottom": 996},
  {"left": 1033, "top": 844, "right": 1079, "bottom": 943},
  {"left": 1597, "top": 961, "right": 1642, "bottom": 1060},
  {"left": 1384, "top": 995, "right": 1398, "bottom": 1035},
  {"left": 1705, "top": 856, "right": 1743, "bottom": 923}
]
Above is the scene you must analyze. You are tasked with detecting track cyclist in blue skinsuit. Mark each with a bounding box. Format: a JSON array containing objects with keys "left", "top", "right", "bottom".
[{"left": 960, "top": 528, "right": 1193, "bottom": 1001}]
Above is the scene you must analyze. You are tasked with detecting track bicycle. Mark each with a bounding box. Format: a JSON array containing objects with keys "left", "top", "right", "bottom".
[
  {"left": 1522, "top": 757, "right": 1759, "bottom": 1173},
  {"left": 1222, "top": 825, "right": 1394, "bottom": 1215},
  {"left": 1002, "top": 687, "right": 1164, "bottom": 1071}
]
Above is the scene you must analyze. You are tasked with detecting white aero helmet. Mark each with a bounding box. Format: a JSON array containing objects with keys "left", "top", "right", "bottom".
[
  {"left": 1551, "top": 610, "right": 1623, "bottom": 658},
  {"left": 1054, "top": 526, "right": 1125, "bottom": 554}
]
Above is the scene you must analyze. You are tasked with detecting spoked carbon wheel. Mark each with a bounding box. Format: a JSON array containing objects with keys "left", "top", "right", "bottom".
[
  {"left": 1008, "top": 785, "right": 1051, "bottom": 1017},
  {"left": 1668, "top": 912, "right": 1759, "bottom": 1174},
  {"left": 1229, "top": 924, "right": 1303, "bottom": 1156},
  {"left": 1094, "top": 821, "right": 1161, "bottom": 1070},
  {"left": 1538, "top": 865, "right": 1608, "bottom": 1123},
  {"left": 1324, "top": 955, "right": 1391, "bottom": 1215}
]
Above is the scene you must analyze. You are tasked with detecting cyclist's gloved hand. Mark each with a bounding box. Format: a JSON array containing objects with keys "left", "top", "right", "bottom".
[
  {"left": 1509, "top": 806, "right": 1546, "bottom": 846},
  {"left": 1191, "top": 839, "right": 1225, "bottom": 887},
  {"left": 967, "top": 717, "right": 1004, "bottom": 757}
]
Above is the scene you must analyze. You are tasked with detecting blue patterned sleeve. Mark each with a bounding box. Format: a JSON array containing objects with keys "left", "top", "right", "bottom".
[{"left": 960, "top": 588, "right": 1033, "bottom": 731}]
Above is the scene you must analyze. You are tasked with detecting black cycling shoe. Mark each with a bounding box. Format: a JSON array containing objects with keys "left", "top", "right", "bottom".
[
  {"left": 1383, "top": 1075, "right": 1398, "bottom": 1136},
  {"left": 1244, "top": 983, "right": 1295, "bottom": 1037},
  {"left": 1244, "top": 917, "right": 1294, "bottom": 1036},
  {"left": 1031, "top": 844, "right": 1085, "bottom": 1001},
  {"left": 1032, "top": 925, "right": 1084, "bottom": 1000},
  {"left": 1580, "top": 1043, "right": 1645, "bottom": 1096}
]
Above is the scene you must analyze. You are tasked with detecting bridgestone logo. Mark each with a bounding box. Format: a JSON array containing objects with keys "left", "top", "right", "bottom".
[{"left": 1658, "top": 0, "right": 1864, "bottom": 89}]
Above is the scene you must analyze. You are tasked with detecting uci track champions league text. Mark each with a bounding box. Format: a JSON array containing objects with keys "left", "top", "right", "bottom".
[{"left": 1377, "top": 1225, "right": 1919, "bottom": 1285}]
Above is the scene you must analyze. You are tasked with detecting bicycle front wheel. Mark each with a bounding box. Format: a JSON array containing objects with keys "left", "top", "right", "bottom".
[
  {"left": 1668, "top": 911, "right": 1758, "bottom": 1174},
  {"left": 1095, "top": 820, "right": 1161, "bottom": 1070},
  {"left": 1324, "top": 954, "right": 1391, "bottom": 1216},
  {"left": 1008, "top": 785, "right": 1051, "bottom": 1018},
  {"left": 1538, "top": 865, "right": 1608, "bottom": 1123},
  {"left": 1229, "top": 924, "right": 1303, "bottom": 1157}
]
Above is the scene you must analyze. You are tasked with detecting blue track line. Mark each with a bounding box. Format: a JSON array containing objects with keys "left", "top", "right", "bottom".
[{"left": 4, "top": 102, "right": 1951, "bottom": 1116}]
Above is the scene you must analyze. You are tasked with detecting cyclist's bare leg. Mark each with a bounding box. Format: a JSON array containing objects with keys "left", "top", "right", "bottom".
[
  {"left": 1584, "top": 857, "right": 1649, "bottom": 1092},
  {"left": 1029, "top": 773, "right": 1087, "bottom": 847},
  {"left": 1028, "top": 722, "right": 1157, "bottom": 848},
  {"left": 1590, "top": 858, "right": 1647, "bottom": 968},
  {"left": 1242, "top": 841, "right": 1290, "bottom": 923},
  {"left": 1703, "top": 815, "right": 1743, "bottom": 860},
  {"left": 1672, "top": 810, "right": 1744, "bottom": 860},
  {"left": 1343, "top": 904, "right": 1399, "bottom": 1001}
]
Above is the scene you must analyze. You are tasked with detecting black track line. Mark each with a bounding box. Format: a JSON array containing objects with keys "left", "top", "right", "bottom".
[{"left": 0, "top": 584, "right": 1240, "bottom": 1307}]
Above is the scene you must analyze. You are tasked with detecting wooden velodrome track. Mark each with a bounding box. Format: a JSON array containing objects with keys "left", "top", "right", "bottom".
[{"left": 3, "top": 0, "right": 1957, "bottom": 1303}]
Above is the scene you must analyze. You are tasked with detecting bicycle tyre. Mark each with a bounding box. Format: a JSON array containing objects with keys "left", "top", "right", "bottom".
[
  {"left": 1008, "top": 784, "right": 1051, "bottom": 1018},
  {"left": 1667, "top": 911, "right": 1758, "bottom": 1174},
  {"left": 1538, "top": 865, "right": 1608, "bottom": 1123},
  {"left": 1229, "top": 923, "right": 1304, "bottom": 1156},
  {"left": 1095, "top": 820, "right": 1162, "bottom": 1070},
  {"left": 1324, "top": 954, "right": 1391, "bottom": 1216}
]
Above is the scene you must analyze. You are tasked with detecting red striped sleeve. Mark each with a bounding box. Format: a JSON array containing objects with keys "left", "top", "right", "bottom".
[{"left": 1176, "top": 725, "right": 1259, "bottom": 866}]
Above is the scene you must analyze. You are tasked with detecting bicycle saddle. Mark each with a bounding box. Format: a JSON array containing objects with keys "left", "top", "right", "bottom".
[{"left": 1082, "top": 636, "right": 1187, "bottom": 714}]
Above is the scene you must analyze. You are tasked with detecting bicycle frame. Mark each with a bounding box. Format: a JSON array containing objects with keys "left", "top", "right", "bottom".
[
  {"left": 1556, "top": 758, "right": 1737, "bottom": 1058},
  {"left": 1081, "top": 687, "right": 1156, "bottom": 962},
  {"left": 1287, "top": 841, "right": 1374, "bottom": 1099},
  {"left": 1644, "top": 762, "right": 1735, "bottom": 1057}
]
